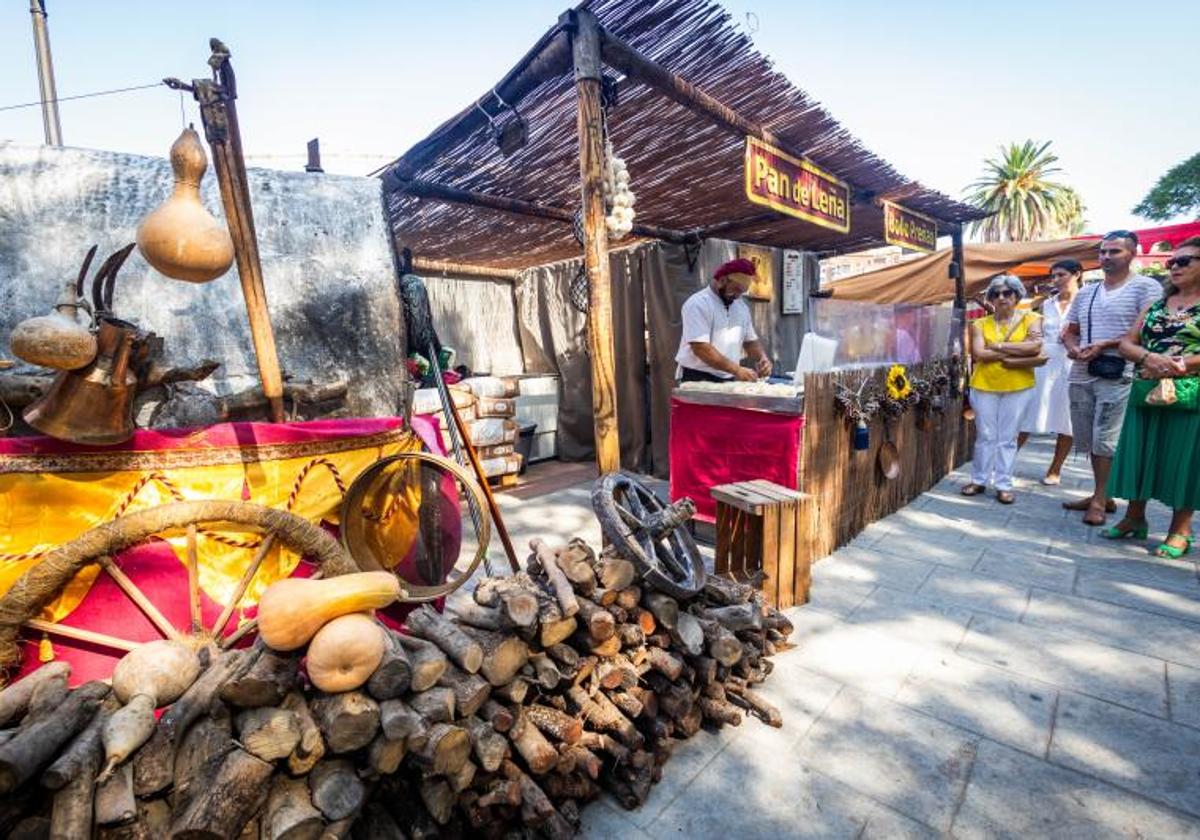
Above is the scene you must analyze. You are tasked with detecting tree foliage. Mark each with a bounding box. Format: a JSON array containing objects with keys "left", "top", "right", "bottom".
[
  {"left": 1133, "top": 152, "right": 1200, "bottom": 222},
  {"left": 965, "top": 140, "right": 1086, "bottom": 242}
]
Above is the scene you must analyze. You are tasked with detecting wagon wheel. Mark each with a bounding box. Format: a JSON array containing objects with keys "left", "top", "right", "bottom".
[
  {"left": 0, "top": 500, "right": 357, "bottom": 675},
  {"left": 591, "top": 472, "right": 706, "bottom": 599},
  {"left": 339, "top": 451, "right": 491, "bottom": 603}
]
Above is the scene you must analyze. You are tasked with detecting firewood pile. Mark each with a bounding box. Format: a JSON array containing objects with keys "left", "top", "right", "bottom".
[{"left": 0, "top": 537, "right": 793, "bottom": 839}]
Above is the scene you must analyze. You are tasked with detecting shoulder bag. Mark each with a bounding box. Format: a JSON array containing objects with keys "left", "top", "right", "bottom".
[
  {"left": 999, "top": 314, "right": 1048, "bottom": 370},
  {"left": 1084, "top": 284, "right": 1127, "bottom": 380}
]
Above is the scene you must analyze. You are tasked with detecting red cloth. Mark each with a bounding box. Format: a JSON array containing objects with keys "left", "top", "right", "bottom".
[
  {"left": 668, "top": 398, "right": 804, "bottom": 522},
  {"left": 11, "top": 416, "right": 454, "bottom": 686}
]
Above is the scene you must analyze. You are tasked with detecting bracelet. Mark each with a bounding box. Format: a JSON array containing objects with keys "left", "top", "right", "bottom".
[{"left": 1138, "top": 349, "right": 1150, "bottom": 365}]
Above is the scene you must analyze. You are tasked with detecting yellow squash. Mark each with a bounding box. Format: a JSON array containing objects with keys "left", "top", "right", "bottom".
[
  {"left": 305, "top": 612, "right": 385, "bottom": 693},
  {"left": 255, "top": 572, "right": 400, "bottom": 652}
]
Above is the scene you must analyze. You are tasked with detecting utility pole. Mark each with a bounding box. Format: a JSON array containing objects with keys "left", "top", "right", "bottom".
[{"left": 29, "top": 0, "right": 64, "bottom": 146}]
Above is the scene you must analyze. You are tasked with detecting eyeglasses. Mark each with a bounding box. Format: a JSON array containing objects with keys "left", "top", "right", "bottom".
[
  {"left": 987, "top": 289, "right": 1018, "bottom": 299},
  {"left": 1166, "top": 255, "right": 1199, "bottom": 270},
  {"left": 1049, "top": 272, "right": 1075, "bottom": 280}
]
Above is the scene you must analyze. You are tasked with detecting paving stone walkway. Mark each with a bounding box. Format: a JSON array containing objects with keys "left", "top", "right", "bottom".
[{"left": 576, "top": 438, "right": 1200, "bottom": 838}]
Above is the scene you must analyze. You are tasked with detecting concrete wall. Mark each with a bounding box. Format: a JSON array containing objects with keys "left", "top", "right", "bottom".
[{"left": 0, "top": 141, "right": 406, "bottom": 418}]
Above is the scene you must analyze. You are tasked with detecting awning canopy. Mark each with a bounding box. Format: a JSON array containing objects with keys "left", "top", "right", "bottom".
[
  {"left": 825, "top": 238, "right": 1104, "bottom": 305},
  {"left": 378, "top": 0, "right": 986, "bottom": 272}
]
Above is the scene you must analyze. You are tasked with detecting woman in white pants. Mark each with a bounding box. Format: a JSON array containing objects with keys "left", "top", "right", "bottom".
[{"left": 962, "top": 274, "right": 1043, "bottom": 503}]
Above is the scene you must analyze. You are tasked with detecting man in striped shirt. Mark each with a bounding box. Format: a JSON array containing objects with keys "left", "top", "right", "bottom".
[{"left": 1061, "top": 231, "right": 1163, "bottom": 526}]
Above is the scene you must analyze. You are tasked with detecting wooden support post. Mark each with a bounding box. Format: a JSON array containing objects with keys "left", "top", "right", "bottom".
[
  {"left": 950, "top": 225, "right": 967, "bottom": 360},
  {"left": 572, "top": 10, "right": 620, "bottom": 476}
]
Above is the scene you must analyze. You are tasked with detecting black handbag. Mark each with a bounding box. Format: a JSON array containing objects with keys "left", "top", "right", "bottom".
[{"left": 1084, "top": 284, "right": 1127, "bottom": 380}]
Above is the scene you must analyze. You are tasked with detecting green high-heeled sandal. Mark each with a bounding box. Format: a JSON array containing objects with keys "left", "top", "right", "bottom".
[
  {"left": 1154, "top": 533, "right": 1194, "bottom": 559},
  {"left": 1099, "top": 520, "right": 1149, "bottom": 540}
]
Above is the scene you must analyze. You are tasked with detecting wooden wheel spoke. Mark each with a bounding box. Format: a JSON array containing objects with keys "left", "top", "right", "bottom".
[
  {"left": 97, "top": 555, "right": 182, "bottom": 641},
  {"left": 24, "top": 618, "right": 138, "bottom": 653},
  {"left": 186, "top": 524, "right": 201, "bottom": 634},
  {"left": 211, "top": 532, "right": 276, "bottom": 640}
]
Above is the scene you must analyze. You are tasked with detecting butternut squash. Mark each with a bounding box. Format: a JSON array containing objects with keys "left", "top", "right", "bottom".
[
  {"left": 256, "top": 572, "right": 401, "bottom": 652},
  {"left": 305, "top": 613, "right": 386, "bottom": 693}
]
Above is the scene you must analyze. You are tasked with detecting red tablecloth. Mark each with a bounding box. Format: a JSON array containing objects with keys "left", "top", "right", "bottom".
[{"left": 668, "top": 398, "right": 804, "bottom": 522}]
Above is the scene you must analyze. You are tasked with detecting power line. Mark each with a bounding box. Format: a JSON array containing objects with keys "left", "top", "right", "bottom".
[{"left": 0, "top": 82, "right": 163, "bottom": 113}]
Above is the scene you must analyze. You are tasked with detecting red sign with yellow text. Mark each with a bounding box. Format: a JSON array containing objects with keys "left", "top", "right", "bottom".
[
  {"left": 882, "top": 200, "right": 938, "bottom": 253},
  {"left": 744, "top": 137, "right": 851, "bottom": 234}
]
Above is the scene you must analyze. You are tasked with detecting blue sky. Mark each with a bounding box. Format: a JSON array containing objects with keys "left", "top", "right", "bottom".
[{"left": 1, "top": 1, "right": 1194, "bottom": 234}]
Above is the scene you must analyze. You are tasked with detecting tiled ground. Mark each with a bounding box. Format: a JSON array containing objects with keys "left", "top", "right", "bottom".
[{"left": 548, "top": 439, "right": 1200, "bottom": 838}]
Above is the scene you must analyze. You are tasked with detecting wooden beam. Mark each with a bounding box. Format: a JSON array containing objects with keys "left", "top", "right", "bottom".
[
  {"left": 395, "top": 177, "right": 698, "bottom": 244},
  {"left": 411, "top": 257, "right": 520, "bottom": 281},
  {"left": 574, "top": 10, "right": 621, "bottom": 476}
]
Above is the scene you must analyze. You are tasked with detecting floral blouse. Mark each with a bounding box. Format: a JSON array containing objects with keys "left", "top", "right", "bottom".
[{"left": 1140, "top": 298, "right": 1200, "bottom": 356}]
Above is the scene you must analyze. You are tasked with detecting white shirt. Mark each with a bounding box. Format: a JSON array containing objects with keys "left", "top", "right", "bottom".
[{"left": 674, "top": 287, "right": 758, "bottom": 378}]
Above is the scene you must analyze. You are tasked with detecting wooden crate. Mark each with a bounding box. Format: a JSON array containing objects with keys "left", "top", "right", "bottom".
[{"left": 711, "top": 479, "right": 814, "bottom": 609}]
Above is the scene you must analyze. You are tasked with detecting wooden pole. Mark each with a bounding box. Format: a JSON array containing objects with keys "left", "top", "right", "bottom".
[
  {"left": 191, "top": 41, "right": 286, "bottom": 423},
  {"left": 411, "top": 257, "right": 520, "bottom": 281},
  {"left": 949, "top": 225, "right": 967, "bottom": 359},
  {"left": 572, "top": 10, "right": 620, "bottom": 476}
]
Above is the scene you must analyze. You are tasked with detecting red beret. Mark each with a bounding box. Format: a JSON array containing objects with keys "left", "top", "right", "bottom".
[{"left": 714, "top": 258, "right": 757, "bottom": 280}]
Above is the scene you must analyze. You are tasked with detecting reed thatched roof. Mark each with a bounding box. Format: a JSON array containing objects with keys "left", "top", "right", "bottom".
[{"left": 381, "top": 0, "right": 987, "bottom": 272}]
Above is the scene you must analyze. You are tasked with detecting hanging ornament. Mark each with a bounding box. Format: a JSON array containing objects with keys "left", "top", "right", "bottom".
[{"left": 602, "top": 140, "right": 636, "bottom": 241}]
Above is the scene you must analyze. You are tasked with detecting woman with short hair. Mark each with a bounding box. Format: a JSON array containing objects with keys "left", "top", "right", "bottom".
[
  {"left": 1104, "top": 236, "right": 1200, "bottom": 557},
  {"left": 1018, "top": 259, "right": 1082, "bottom": 484},
  {"left": 962, "top": 274, "right": 1044, "bottom": 503}
]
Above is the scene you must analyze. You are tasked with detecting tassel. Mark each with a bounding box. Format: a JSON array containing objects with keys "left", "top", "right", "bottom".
[
  {"left": 241, "top": 476, "right": 251, "bottom": 501},
  {"left": 38, "top": 634, "right": 54, "bottom": 663}
]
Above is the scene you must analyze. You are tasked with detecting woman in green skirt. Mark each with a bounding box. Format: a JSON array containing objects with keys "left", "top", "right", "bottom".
[{"left": 1105, "top": 236, "right": 1200, "bottom": 558}]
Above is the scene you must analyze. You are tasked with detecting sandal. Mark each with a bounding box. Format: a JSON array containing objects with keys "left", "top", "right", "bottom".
[
  {"left": 997, "top": 491, "right": 1015, "bottom": 505},
  {"left": 1041, "top": 474, "right": 1061, "bottom": 486},
  {"left": 1082, "top": 503, "right": 1108, "bottom": 527},
  {"left": 1154, "top": 534, "right": 1193, "bottom": 559},
  {"left": 960, "top": 483, "right": 986, "bottom": 497},
  {"left": 1063, "top": 497, "right": 1117, "bottom": 513},
  {"left": 1099, "top": 519, "right": 1149, "bottom": 540}
]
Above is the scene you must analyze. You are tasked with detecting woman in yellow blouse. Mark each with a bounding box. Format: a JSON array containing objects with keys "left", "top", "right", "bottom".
[{"left": 962, "top": 274, "right": 1044, "bottom": 503}]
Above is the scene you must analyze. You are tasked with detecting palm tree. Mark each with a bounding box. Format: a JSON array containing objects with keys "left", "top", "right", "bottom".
[{"left": 965, "top": 141, "right": 1086, "bottom": 241}]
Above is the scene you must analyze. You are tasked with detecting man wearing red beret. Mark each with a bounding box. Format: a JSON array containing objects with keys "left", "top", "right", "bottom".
[{"left": 674, "top": 258, "right": 772, "bottom": 383}]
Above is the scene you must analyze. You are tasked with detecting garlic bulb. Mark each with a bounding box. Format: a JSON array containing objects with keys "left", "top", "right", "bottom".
[{"left": 601, "top": 141, "right": 636, "bottom": 241}]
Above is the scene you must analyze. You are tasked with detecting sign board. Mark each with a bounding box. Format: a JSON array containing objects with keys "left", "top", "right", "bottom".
[
  {"left": 781, "top": 250, "right": 805, "bottom": 314},
  {"left": 743, "top": 137, "right": 851, "bottom": 234},
  {"left": 735, "top": 244, "right": 775, "bottom": 301},
  {"left": 882, "top": 199, "right": 938, "bottom": 253}
]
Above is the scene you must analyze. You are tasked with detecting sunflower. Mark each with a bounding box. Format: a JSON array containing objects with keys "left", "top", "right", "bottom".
[{"left": 886, "top": 364, "right": 912, "bottom": 401}]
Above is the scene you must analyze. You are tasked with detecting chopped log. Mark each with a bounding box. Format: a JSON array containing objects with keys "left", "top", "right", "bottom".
[
  {"left": 686, "top": 655, "right": 718, "bottom": 686},
  {"left": 236, "top": 706, "right": 301, "bottom": 762},
  {"left": 42, "top": 695, "right": 115, "bottom": 790},
  {"left": 702, "top": 682, "right": 727, "bottom": 701},
  {"left": 379, "top": 698, "right": 428, "bottom": 746},
  {"left": 393, "top": 634, "right": 447, "bottom": 693},
  {"left": 764, "top": 609, "right": 794, "bottom": 637},
  {"left": 131, "top": 724, "right": 173, "bottom": 797},
  {"left": 492, "top": 677, "right": 529, "bottom": 705},
  {"left": 596, "top": 656, "right": 638, "bottom": 690},
  {"left": 676, "top": 703, "right": 704, "bottom": 737},
  {"left": 367, "top": 733, "right": 406, "bottom": 775},
  {"left": 726, "top": 686, "right": 782, "bottom": 728},
  {"left": 479, "top": 699, "right": 514, "bottom": 733},
  {"left": 646, "top": 647, "right": 684, "bottom": 681},
  {"left": 582, "top": 634, "right": 621, "bottom": 659},
  {"left": 572, "top": 656, "right": 598, "bottom": 687},
  {"left": 95, "top": 762, "right": 136, "bottom": 827},
  {"left": 642, "top": 592, "right": 679, "bottom": 630},
  {"left": 457, "top": 626, "right": 529, "bottom": 687},
  {"left": 634, "top": 608, "right": 657, "bottom": 635},
  {"left": 703, "top": 575, "right": 755, "bottom": 605},
  {"left": 508, "top": 708, "right": 558, "bottom": 774},
  {"left": 615, "top": 585, "right": 641, "bottom": 611},
  {"left": 564, "top": 745, "right": 602, "bottom": 780},
  {"left": 576, "top": 729, "right": 629, "bottom": 762},
  {"left": 591, "top": 587, "right": 617, "bottom": 606},
  {"left": 627, "top": 686, "right": 658, "bottom": 719},
  {"left": 566, "top": 686, "right": 642, "bottom": 748},
  {"left": 502, "top": 761, "right": 573, "bottom": 839},
  {"left": 574, "top": 597, "right": 615, "bottom": 641},
  {"left": 49, "top": 725, "right": 101, "bottom": 839},
  {"left": 606, "top": 690, "right": 643, "bottom": 720},
  {"left": 614, "top": 624, "right": 645, "bottom": 651},
  {"left": 464, "top": 716, "right": 508, "bottom": 772},
  {"left": 0, "top": 680, "right": 109, "bottom": 794},
  {"left": 606, "top": 604, "right": 629, "bottom": 625},
  {"left": 525, "top": 704, "right": 582, "bottom": 744},
  {"left": 554, "top": 541, "right": 597, "bottom": 596},
  {"left": 411, "top": 723, "right": 470, "bottom": 776},
  {"left": 698, "top": 618, "right": 743, "bottom": 667},
  {"left": 596, "top": 556, "right": 636, "bottom": 591},
  {"left": 697, "top": 696, "right": 743, "bottom": 727},
  {"left": 418, "top": 778, "right": 455, "bottom": 825},
  {"left": 448, "top": 758, "right": 477, "bottom": 794},
  {"left": 0, "top": 661, "right": 71, "bottom": 727},
  {"left": 437, "top": 663, "right": 491, "bottom": 718},
  {"left": 542, "top": 771, "right": 598, "bottom": 800},
  {"left": 365, "top": 629, "right": 412, "bottom": 701},
  {"left": 264, "top": 774, "right": 323, "bottom": 840},
  {"left": 310, "top": 691, "right": 380, "bottom": 754},
  {"left": 530, "top": 540, "right": 581, "bottom": 617},
  {"left": 354, "top": 802, "right": 406, "bottom": 840},
  {"left": 546, "top": 642, "right": 580, "bottom": 669},
  {"left": 408, "top": 686, "right": 455, "bottom": 724},
  {"left": 307, "top": 759, "right": 365, "bottom": 822},
  {"left": 24, "top": 668, "right": 70, "bottom": 724},
  {"left": 444, "top": 598, "right": 506, "bottom": 631},
  {"left": 702, "top": 604, "right": 763, "bottom": 633},
  {"left": 173, "top": 709, "right": 234, "bottom": 815},
  {"left": 554, "top": 742, "right": 577, "bottom": 774},
  {"left": 405, "top": 605, "right": 484, "bottom": 674},
  {"left": 527, "top": 652, "right": 562, "bottom": 690},
  {"left": 472, "top": 575, "right": 540, "bottom": 629},
  {"left": 161, "top": 647, "right": 256, "bottom": 743},
  {"left": 643, "top": 673, "right": 693, "bottom": 722},
  {"left": 219, "top": 649, "right": 298, "bottom": 708},
  {"left": 646, "top": 631, "right": 672, "bottom": 649},
  {"left": 475, "top": 779, "right": 521, "bottom": 809},
  {"left": 281, "top": 691, "right": 325, "bottom": 776},
  {"left": 539, "top": 616, "right": 578, "bottom": 649}
]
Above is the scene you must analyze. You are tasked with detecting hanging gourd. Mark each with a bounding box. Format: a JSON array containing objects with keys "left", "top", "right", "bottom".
[
  {"left": 136, "top": 126, "right": 235, "bottom": 283},
  {"left": 9, "top": 246, "right": 98, "bottom": 370}
]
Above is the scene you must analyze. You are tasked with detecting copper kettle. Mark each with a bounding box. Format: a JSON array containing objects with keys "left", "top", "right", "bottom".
[{"left": 23, "top": 245, "right": 144, "bottom": 446}]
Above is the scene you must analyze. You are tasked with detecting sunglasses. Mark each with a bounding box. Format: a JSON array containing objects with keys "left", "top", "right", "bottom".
[
  {"left": 987, "top": 289, "right": 1018, "bottom": 299},
  {"left": 1166, "top": 255, "right": 1199, "bottom": 270}
]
